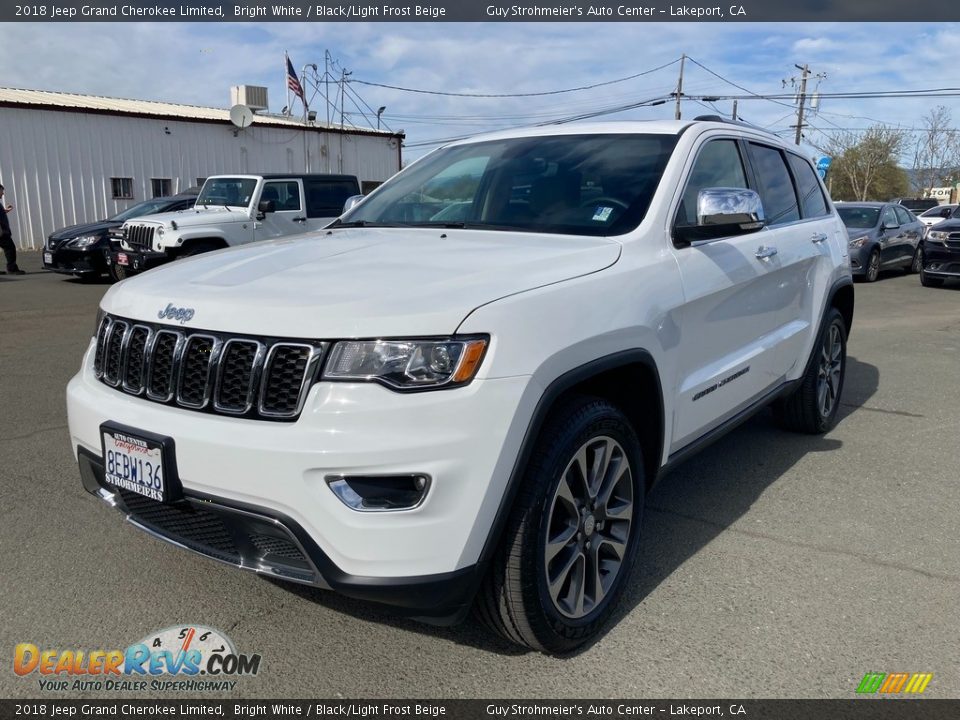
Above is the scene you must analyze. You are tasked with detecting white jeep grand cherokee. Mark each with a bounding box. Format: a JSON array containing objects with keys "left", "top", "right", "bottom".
[{"left": 67, "top": 119, "right": 853, "bottom": 653}]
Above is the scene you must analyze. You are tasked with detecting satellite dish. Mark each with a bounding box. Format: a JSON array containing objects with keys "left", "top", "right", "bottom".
[{"left": 229, "top": 104, "right": 254, "bottom": 130}]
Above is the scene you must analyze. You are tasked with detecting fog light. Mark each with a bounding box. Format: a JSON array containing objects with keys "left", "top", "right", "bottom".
[{"left": 325, "top": 474, "right": 431, "bottom": 511}]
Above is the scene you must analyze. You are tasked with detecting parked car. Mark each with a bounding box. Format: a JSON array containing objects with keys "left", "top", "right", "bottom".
[
  {"left": 67, "top": 119, "right": 853, "bottom": 653},
  {"left": 891, "top": 197, "right": 939, "bottom": 214},
  {"left": 108, "top": 174, "right": 360, "bottom": 275},
  {"left": 836, "top": 201, "right": 924, "bottom": 281},
  {"left": 43, "top": 193, "right": 197, "bottom": 280},
  {"left": 917, "top": 203, "right": 957, "bottom": 232},
  {"left": 920, "top": 218, "right": 960, "bottom": 287}
]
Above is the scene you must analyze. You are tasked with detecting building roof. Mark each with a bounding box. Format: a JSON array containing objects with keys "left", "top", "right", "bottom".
[{"left": 0, "top": 86, "right": 400, "bottom": 138}]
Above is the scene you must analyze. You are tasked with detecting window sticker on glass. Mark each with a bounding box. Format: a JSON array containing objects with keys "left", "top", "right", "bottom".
[{"left": 592, "top": 206, "right": 614, "bottom": 222}]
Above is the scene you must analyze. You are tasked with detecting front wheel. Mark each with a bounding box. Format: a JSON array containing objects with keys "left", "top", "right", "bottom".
[
  {"left": 775, "top": 307, "right": 847, "bottom": 434},
  {"left": 907, "top": 245, "right": 923, "bottom": 274},
  {"left": 476, "top": 396, "right": 645, "bottom": 654},
  {"left": 864, "top": 249, "right": 881, "bottom": 282}
]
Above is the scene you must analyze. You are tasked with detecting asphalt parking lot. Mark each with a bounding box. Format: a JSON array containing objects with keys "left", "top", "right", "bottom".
[{"left": 1, "top": 251, "right": 958, "bottom": 700}]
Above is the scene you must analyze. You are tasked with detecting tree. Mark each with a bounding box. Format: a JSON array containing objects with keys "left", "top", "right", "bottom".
[
  {"left": 815, "top": 125, "right": 908, "bottom": 201},
  {"left": 911, "top": 106, "right": 960, "bottom": 196}
]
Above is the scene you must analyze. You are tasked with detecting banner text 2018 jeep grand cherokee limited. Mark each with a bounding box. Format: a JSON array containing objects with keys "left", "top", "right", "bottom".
[{"left": 67, "top": 120, "right": 853, "bottom": 653}]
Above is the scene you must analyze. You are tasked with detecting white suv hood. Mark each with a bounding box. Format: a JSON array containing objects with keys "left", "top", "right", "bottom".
[
  {"left": 102, "top": 228, "right": 621, "bottom": 337},
  {"left": 125, "top": 206, "right": 247, "bottom": 228}
]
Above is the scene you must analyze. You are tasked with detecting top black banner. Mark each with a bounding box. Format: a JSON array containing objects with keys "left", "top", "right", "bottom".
[{"left": 5, "top": 0, "right": 960, "bottom": 22}]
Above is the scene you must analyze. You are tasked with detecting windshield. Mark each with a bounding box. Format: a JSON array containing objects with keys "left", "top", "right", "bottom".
[
  {"left": 109, "top": 198, "right": 183, "bottom": 222},
  {"left": 196, "top": 178, "right": 257, "bottom": 208},
  {"left": 339, "top": 134, "right": 677, "bottom": 237},
  {"left": 837, "top": 206, "right": 880, "bottom": 229}
]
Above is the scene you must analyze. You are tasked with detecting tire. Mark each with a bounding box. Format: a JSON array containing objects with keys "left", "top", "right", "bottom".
[
  {"left": 920, "top": 267, "right": 944, "bottom": 288},
  {"left": 864, "top": 249, "right": 880, "bottom": 282},
  {"left": 907, "top": 245, "right": 923, "bottom": 274},
  {"left": 775, "top": 307, "right": 847, "bottom": 434},
  {"left": 476, "top": 396, "right": 645, "bottom": 654},
  {"left": 108, "top": 264, "right": 129, "bottom": 282},
  {"left": 180, "top": 241, "right": 221, "bottom": 258}
]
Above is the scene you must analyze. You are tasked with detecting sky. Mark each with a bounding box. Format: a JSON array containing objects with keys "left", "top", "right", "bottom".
[{"left": 1, "top": 22, "right": 958, "bottom": 162}]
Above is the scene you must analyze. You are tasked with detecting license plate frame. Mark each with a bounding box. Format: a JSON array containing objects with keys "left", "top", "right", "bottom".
[
  {"left": 116, "top": 253, "right": 129, "bottom": 266},
  {"left": 100, "top": 422, "right": 183, "bottom": 503}
]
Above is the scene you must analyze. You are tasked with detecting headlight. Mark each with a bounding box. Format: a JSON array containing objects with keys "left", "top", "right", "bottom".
[
  {"left": 68, "top": 235, "right": 100, "bottom": 248},
  {"left": 926, "top": 230, "right": 948, "bottom": 245},
  {"left": 323, "top": 337, "right": 488, "bottom": 390},
  {"left": 156, "top": 226, "right": 165, "bottom": 237},
  {"left": 848, "top": 235, "right": 870, "bottom": 248}
]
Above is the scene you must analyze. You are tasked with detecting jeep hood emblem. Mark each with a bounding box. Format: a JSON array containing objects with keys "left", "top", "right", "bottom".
[{"left": 158, "top": 303, "right": 196, "bottom": 324}]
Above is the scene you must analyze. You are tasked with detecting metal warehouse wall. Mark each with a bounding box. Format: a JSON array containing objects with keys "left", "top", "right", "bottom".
[{"left": 0, "top": 107, "right": 400, "bottom": 249}]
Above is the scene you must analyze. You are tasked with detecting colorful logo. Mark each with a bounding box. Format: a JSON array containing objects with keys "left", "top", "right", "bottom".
[
  {"left": 856, "top": 672, "right": 933, "bottom": 695},
  {"left": 14, "top": 625, "right": 261, "bottom": 693}
]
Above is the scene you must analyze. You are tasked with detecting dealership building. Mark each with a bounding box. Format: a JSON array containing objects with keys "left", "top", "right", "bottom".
[{"left": 0, "top": 87, "right": 404, "bottom": 250}]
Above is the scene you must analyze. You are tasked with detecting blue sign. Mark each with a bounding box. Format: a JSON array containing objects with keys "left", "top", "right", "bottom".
[{"left": 816, "top": 156, "right": 832, "bottom": 179}]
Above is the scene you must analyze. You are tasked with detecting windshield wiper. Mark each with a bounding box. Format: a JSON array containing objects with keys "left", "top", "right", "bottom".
[{"left": 328, "top": 219, "right": 405, "bottom": 229}]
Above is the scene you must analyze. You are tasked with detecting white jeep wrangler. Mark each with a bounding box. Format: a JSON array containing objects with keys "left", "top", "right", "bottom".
[
  {"left": 107, "top": 173, "right": 360, "bottom": 278},
  {"left": 68, "top": 119, "right": 853, "bottom": 653}
]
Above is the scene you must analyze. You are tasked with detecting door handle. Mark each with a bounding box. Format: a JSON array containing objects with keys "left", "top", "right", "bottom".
[
  {"left": 292, "top": 216, "right": 307, "bottom": 223},
  {"left": 755, "top": 245, "right": 778, "bottom": 259},
  {"left": 811, "top": 232, "right": 828, "bottom": 244}
]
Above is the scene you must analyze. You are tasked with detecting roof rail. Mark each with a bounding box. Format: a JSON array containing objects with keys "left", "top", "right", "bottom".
[{"left": 691, "top": 114, "right": 781, "bottom": 139}]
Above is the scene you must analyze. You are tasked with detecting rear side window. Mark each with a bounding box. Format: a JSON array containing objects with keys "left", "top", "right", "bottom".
[
  {"left": 748, "top": 143, "right": 799, "bottom": 225},
  {"left": 786, "top": 154, "right": 829, "bottom": 218},
  {"left": 305, "top": 179, "right": 360, "bottom": 218},
  {"left": 881, "top": 206, "right": 898, "bottom": 227}
]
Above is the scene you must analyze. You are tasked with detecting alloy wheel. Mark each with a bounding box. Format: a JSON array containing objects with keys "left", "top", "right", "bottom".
[
  {"left": 543, "top": 436, "right": 634, "bottom": 619},
  {"left": 817, "top": 323, "right": 843, "bottom": 418}
]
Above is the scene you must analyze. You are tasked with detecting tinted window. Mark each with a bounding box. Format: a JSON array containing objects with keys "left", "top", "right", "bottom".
[
  {"left": 787, "top": 154, "right": 829, "bottom": 218},
  {"left": 306, "top": 179, "right": 361, "bottom": 217},
  {"left": 676, "top": 139, "right": 748, "bottom": 226},
  {"left": 893, "top": 205, "right": 913, "bottom": 225},
  {"left": 748, "top": 144, "right": 799, "bottom": 225}
]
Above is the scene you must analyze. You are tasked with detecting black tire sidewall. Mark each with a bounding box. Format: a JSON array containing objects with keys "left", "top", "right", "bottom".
[
  {"left": 866, "top": 249, "right": 880, "bottom": 282},
  {"left": 811, "top": 309, "right": 847, "bottom": 432}
]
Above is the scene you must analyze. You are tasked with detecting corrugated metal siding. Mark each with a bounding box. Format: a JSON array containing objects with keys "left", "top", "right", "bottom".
[{"left": 0, "top": 106, "right": 401, "bottom": 249}]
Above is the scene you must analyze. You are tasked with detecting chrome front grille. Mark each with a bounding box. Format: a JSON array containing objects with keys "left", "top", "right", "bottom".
[
  {"left": 123, "top": 224, "right": 156, "bottom": 251},
  {"left": 94, "top": 315, "right": 325, "bottom": 421}
]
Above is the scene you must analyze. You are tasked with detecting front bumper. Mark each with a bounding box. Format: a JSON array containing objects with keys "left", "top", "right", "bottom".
[
  {"left": 922, "top": 240, "right": 960, "bottom": 278},
  {"left": 107, "top": 248, "right": 170, "bottom": 272},
  {"left": 67, "top": 338, "right": 535, "bottom": 615},
  {"left": 43, "top": 245, "right": 107, "bottom": 275}
]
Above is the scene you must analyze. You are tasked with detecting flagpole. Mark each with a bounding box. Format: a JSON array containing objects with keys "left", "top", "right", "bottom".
[{"left": 284, "top": 51, "right": 291, "bottom": 116}]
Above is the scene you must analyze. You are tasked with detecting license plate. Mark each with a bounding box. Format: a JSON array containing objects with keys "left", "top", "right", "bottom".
[
  {"left": 100, "top": 424, "right": 179, "bottom": 502},
  {"left": 117, "top": 253, "right": 129, "bottom": 266},
  {"left": 43, "top": 252, "right": 53, "bottom": 264}
]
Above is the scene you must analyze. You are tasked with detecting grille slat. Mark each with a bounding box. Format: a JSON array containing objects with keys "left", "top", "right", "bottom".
[
  {"left": 123, "top": 224, "right": 155, "bottom": 251},
  {"left": 96, "top": 314, "right": 322, "bottom": 421}
]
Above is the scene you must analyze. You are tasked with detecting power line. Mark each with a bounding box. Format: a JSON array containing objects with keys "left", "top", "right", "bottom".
[{"left": 350, "top": 58, "right": 681, "bottom": 98}]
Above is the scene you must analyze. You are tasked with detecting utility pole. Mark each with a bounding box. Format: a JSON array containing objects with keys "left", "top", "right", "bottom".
[
  {"left": 794, "top": 63, "right": 809, "bottom": 145},
  {"left": 731, "top": 100, "right": 738, "bottom": 121},
  {"left": 674, "top": 53, "right": 686, "bottom": 120}
]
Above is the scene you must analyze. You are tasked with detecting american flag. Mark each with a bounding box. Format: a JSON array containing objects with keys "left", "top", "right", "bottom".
[{"left": 286, "top": 55, "right": 305, "bottom": 101}]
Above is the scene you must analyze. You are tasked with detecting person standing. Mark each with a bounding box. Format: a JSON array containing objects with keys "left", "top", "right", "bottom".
[{"left": 0, "top": 183, "right": 25, "bottom": 275}]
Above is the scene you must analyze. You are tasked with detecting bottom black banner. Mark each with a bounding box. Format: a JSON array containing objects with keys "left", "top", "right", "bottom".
[{"left": 2, "top": 700, "right": 959, "bottom": 720}]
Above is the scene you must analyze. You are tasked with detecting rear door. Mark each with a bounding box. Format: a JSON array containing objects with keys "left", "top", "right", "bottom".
[
  {"left": 893, "top": 204, "right": 921, "bottom": 262},
  {"left": 304, "top": 177, "right": 361, "bottom": 230}
]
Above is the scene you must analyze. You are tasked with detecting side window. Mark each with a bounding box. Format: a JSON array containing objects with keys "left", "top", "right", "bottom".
[
  {"left": 786, "top": 154, "right": 829, "bottom": 218},
  {"left": 262, "top": 181, "right": 301, "bottom": 211},
  {"left": 893, "top": 205, "right": 913, "bottom": 225},
  {"left": 748, "top": 143, "right": 800, "bottom": 225},
  {"left": 881, "top": 206, "right": 898, "bottom": 228},
  {"left": 676, "top": 139, "right": 748, "bottom": 226},
  {"left": 305, "top": 179, "right": 363, "bottom": 218}
]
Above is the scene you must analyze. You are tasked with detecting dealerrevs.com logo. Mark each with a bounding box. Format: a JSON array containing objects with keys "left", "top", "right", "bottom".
[{"left": 14, "top": 625, "right": 261, "bottom": 693}]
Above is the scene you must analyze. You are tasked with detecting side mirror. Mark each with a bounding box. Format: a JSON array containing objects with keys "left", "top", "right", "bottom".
[
  {"left": 343, "top": 195, "right": 366, "bottom": 213},
  {"left": 881, "top": 221, "right": 899, "bottom": 230},
  {"left": 257, "top": 200, "right": 276, "bottom": 214},
  {"left": 675, "top": 187, "right": 766, "bottom": 246},
  {"left": 941, "top": 208, "right": 952, "bottom": 218}
]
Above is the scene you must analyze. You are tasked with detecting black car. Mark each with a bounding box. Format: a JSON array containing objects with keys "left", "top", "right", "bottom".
[
  {"left": 892, "top": 197, "right": 939, "bottom": 214},
  {"left": 43, "top": 193, "right": 196, "bottom": 280},
  {"left": 920, "top": 218, "right": 960, "bottom": 287}
]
